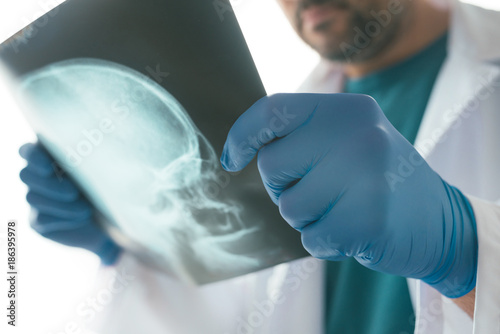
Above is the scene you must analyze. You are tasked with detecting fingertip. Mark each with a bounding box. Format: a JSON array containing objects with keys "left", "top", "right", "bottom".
[
  {"left": 19, "top": 166, "right": 28, "bottom": 182},
  {"left": 221, "top": 158, "right": 237, "bottom": 172},
  {"left": 220, "top": 147, "right": 242, "bottom": 172},
  {"left": 18, "top": 167, "right": 40, "bottom": 187},
  {"left": 25, "top": 191, "right": 46, "bottom": 208},
  {"left": 220, "top": 135, "right": 237, "bottom": 171},
  {"left": 19, "top": 143, "right": 56, "bottom": 176},
  {"left": 219, "top": 148, "right": 230, "bottom": 171},
  {"left": 19, "top": 142, "right": 35, "bottom": 160}
]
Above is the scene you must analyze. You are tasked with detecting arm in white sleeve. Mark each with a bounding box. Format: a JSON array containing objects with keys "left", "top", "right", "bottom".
[
  {"left": 469, "top": 196, "right": 500, "bottom": 333},
  {"left": 414, "top": 196, "right": 500, "bottom": 334}
]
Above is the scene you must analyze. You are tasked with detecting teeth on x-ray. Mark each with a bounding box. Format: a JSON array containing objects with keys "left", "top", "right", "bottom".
[{"left": 19, "top": 58, "right": 262, "bottom": 278}]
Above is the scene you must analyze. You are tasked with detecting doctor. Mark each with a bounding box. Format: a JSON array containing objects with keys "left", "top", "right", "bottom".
[
  {"left": 247, "top": 0, "right": 498, "bottom": 332},
  {"left": 19, "top": 0, "right": 500, "bottom": 333}
]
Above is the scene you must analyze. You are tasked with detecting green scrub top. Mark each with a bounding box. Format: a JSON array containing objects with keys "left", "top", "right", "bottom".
[{"left": 324, "top": 32, "right": 448, "bottom": 334}]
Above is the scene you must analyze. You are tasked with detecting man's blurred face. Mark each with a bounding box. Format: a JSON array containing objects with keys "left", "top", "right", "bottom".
[{"left": 277, "top": 0, "right": 410, "bottom": 62}]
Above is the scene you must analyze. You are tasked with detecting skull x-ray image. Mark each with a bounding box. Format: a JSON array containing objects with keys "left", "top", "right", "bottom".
[
  {"left": 21, "top": 58, "right": 266, "bottom": 282},
  {"left": 0, "top": 0, "right": 307, "bottom": 283}
]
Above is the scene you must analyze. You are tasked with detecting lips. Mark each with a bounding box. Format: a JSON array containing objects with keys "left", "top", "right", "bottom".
[{"left": 300, "top": 3, "right": 340, "bottom": 32}]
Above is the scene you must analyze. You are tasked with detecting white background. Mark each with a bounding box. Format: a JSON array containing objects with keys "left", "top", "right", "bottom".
[
  {"left": 0, "top": 1, "right": 317, "bottom": 333},
  {"left": 0, "top": 0, "right": 499, "bottom": 333}
]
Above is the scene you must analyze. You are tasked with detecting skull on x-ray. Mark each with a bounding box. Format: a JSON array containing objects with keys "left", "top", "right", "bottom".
[{"left": 19, "top": 58, "right": 263, "bottom": 282}]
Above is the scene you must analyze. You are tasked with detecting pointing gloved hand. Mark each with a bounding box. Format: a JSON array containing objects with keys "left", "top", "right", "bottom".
[
  {"left": 19, "top": 142, "right": 122, "bottom": 265},
  {"left": 221, "top": 93, "right": 478, "bottom": 298}
]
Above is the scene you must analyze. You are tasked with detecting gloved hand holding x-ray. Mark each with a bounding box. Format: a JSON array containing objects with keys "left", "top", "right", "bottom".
[
  {"left": 221, "top": 93, "right": 478, "bottom": 298},
  {"left": 19, "top": 142, "right": 122, "bottom": 265}
]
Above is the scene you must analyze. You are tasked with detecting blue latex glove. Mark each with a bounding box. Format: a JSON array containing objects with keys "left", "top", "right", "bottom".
[
  {"left": 221, "top": 93, "right": 478, "bottom": 298},
  {"left": 19, "top": 142, "right": 122, "bottom": 265}
]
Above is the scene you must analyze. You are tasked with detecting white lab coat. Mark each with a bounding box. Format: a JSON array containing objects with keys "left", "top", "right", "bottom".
[{"left": 81, "top": 1, "right": 500, "bottom": 333}]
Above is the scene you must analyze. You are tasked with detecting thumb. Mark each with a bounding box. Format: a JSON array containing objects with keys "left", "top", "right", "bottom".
[{"left": 221, "top": 93, "right": 325, "bottom": 172}]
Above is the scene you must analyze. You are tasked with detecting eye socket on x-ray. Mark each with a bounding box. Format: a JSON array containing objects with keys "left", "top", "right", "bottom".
[{"left": 19, "top": 58, "right": 264, "bottom": 280}]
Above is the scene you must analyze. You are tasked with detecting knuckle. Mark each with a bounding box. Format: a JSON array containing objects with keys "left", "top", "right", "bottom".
[
  {"left": 358, "top": 93, "right": 378, "bottom": 106},
  {"left": 363, "top": 124, "right": 393, "bottom": 148},
  {"left": 338, "top": 94, "right": 385, "bottom": 126},
  {"left": 346, "top": 93, "right": 380, "bottom": 111}
]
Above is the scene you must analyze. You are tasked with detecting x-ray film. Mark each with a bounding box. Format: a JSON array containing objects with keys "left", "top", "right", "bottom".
[{"left": 0, "top": 0, "right": 307, "bottom": 284}]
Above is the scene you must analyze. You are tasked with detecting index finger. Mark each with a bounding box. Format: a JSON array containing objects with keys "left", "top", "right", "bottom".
[
  {"left": 220, "top": 93, "right": 325, "bottom": 172},
  {"left": 19, "top": 142, "right": 56, "bottom": 176}
]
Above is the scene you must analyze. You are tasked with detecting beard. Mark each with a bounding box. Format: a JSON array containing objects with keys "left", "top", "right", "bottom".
[{"left": 295, "top": 0, "right": 408, "bottom": 63}]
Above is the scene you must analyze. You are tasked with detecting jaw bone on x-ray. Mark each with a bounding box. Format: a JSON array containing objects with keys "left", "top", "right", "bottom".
[
  {"left": 0, "top": 0, "right": 307, "bottom": 284},
  {"left": 21, "top": 59, "right": 261, "bottom": 283}
]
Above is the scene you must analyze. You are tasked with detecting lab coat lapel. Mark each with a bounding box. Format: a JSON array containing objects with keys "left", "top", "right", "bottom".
[
  {"left": 414, "top": 1, "right": 500, "bottom": 159},
  {"left": 413, "top": 54, "right": 500, "bottom": 159}
]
